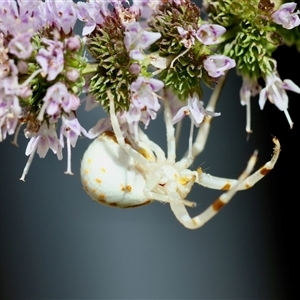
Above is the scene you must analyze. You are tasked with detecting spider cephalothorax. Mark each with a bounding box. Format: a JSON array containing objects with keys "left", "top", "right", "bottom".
[{"left": 80, "top": 91, "right": 280, "bottom": 229}]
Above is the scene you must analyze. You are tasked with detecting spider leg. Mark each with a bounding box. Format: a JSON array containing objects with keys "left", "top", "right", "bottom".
[
  {"left": 145, "top": 190, "right": 196, "bottom": 207},
  {"left": 138, "top": 128, "right": 166, "bottom": 163},
  {"left": 175, "top": 120, "right": 182, "bottom": 147},
  {"left": 170, "top": 150, "right": 258, "bottom": 229},
  {"left": 183, "top": 73, "right": 227, "bottom": 166},
  {"left": 197, "top": 137, "right": 280, "bottom": 191},
  {"left": 163, "top": 91, "right": 176, "bottom": 163},
  {"left": 176, "top": 120, "right": 195, "bottom": 169},
  {"left": 108, "top": 91, "right": 149, "bottom": 166}
]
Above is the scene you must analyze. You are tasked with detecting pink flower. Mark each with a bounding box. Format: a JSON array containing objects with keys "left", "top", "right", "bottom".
[
  {"left": 8, "top": 32, "right": 33, "bottom": 59},
  {"left": 177, "top": 26, "right": 196, "bottom": 48},
  {"left": 177, "top": 23, "right": 226, "bottom": 49},
  {"left": 196, "top": 24, "right": 226, "bottom": 45},
  {"left": 131, "top": 77, "right": 163, "bottom": 119},
  {"left": 37, "top": 82, "right": 70, "bottom": 120},
  {"left": 240, "top": 77, "right": 261, "bottom": 106},
  {"left": 77, "top": 0, "right": 108, "bottom": 36},
  {"left": 124, "top": 22, "right": 161, "bottom": 60},
  {"left": 25, "top": 122, "right": 59, "bottom": 159},
  {"left": 36, "top": 39, "right": 64, "bottom": 81},
  {"left": 66, "top": 36, "right": 81, "bottom": 51},
  {"left": 20, "top": 121, "right": 59, "bottom": 181},
  {"left": 259, "top": 73, "right": 300, "bottom": 128},
  {"left": 122, "top": 106, "right": 142, "bottom": 139},
  {"left": 0, "top": 94, "right": 21, "bottom": 142},
  {"left": 132, "top": 0, "right": 158, "bottom": 19},
  {"left": 272, "top": 2, "right": 300, "bottom": 29},
  {"left": 203, "top": 55, "right": 236, "bottom": 77},
  {"left": 59, "top": 113, "right": 90, "bottom": 174},
  {"left": 45, "top": 0, "right": 78, "bottom": 34},
  {"left": 172, "top": 93, "right": 220, "bottom": 127},
  {"left": 88, "top": 117, "right": 111, "bottom": 139},
  {"left": 239, "top": 77, "right": 262, "bottom": 133},
  {"left": 131, "top": 77, "right": 163, "bottom": 112}
]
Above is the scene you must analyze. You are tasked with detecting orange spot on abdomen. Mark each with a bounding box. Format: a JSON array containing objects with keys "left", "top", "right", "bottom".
[{"left": 98, "top": 194, "right": 106, "bottom": 202}]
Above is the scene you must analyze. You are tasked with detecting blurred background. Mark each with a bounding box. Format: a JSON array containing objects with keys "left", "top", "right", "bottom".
[{"left": 0, "top": 1, "right": 298, "bottom": 299}]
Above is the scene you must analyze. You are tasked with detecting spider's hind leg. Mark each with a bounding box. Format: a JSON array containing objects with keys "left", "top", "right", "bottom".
[
  {"left": 198, "top": 137, "right": 280, "bottom": 191},
  {"left": 169, "top": 150, "right": 258, "bottom": 229}
]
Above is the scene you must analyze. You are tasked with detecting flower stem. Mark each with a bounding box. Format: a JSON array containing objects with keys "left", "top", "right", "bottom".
[{"left": 190, "top": 72, "right": 228, "bottom": 158}]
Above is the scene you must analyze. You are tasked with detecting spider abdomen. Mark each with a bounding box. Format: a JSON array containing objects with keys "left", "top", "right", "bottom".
[{"left": 81, "top": 131, "right": 151, "bottom": 208}]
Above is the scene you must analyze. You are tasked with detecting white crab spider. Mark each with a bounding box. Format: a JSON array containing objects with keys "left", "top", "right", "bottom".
[{"left": 80, "top": 90, "right": 280, "bottom": 229}]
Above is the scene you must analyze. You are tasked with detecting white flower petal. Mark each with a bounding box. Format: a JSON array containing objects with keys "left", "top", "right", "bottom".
[
  {"left": 258, "top": 87, "right": 268, "bottom": 110},
  {"left": 282, "top": 79, "right": 300, "bottom": 94}
]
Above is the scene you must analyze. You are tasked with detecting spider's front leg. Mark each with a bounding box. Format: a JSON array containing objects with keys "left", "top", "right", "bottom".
[
  {"left": 169, "top": 151, "right": 258, "bottom": 229},
  {"left": 107, "top": 90, "right": 149, "bottom": 166},
  {"left": 198, "top": 137, "right": 280, "bottom": 191},
  {"left": 183, "top": 73, "right": 227, "bottom": 165}
]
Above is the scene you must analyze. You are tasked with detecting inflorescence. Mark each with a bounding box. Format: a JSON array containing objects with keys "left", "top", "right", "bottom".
[{"left": 0, "top": 0, "right": 299, "bottom": 181}]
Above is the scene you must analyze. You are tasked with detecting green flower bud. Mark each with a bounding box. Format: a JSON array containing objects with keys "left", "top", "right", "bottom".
[
  {"left": 148, "top": 0, "right": 217, "bottom": 101},
  {"left": 86, "top": 14, "right": 138, "bottom": 112},
  {"left": 204, "top": 0, "right": 284, "bottom": 80}
]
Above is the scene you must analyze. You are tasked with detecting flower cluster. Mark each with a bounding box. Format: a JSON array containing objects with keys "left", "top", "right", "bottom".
[
  {"left": 0, "top": 0, "right": 299, "bottom": 181},
  {"left": 0, "top": 0, "right": 87, "bottom": 179},
  {"left": 204, "top": 0, "right": 300, "bottom": 131}
]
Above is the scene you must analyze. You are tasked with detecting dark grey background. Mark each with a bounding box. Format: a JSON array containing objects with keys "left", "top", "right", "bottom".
[{"left": 0, "top": 2, "right": 298, "bottom": 299}]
